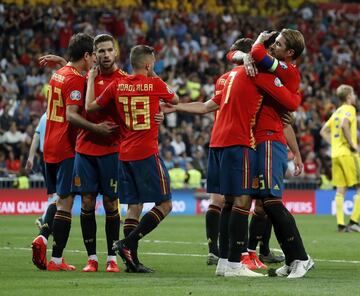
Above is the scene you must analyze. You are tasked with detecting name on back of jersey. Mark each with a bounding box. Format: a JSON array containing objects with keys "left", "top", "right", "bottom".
[{"left": 117, "top": 83, "right": 154, "bottom": 92}]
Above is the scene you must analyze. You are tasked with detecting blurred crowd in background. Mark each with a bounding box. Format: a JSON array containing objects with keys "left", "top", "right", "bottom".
[{"left": 0, "top": 0, "right": 359, "bottom": 189}]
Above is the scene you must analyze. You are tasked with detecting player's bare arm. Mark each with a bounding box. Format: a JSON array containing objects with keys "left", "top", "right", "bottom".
[
  {"left": 25, "top": 133, "right": 40, "bottom": 171},
  {"left": 39, "top": 54, "right": 67, "bottom": 68},
  {"left": 67, "top": 105, "right": 116, "bottom": 136},
  {"left": 341, "top": 118, "right": 357, "bottom": 152},
  {"left": 85, "top": 66, "right": 102, "bottom": 112},
  {"left": 284, "top": 124, "right": 303, "bottom": 176},
  {"left": 161, "top": 100, "right": 219, "bottom": 115},
  {"left": 320, "top": 124, "right": 331, "bottom": 145}
]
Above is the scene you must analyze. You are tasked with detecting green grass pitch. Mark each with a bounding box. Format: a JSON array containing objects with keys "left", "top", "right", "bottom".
[{"left": 0, "top": 215, "right": 359, "bottom": 296}]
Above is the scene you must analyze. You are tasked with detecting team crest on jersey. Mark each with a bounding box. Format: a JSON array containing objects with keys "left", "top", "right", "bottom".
[
  {"left": 97, "top": 80, "right": 104, "bottom": 85},
  {"left": 70, "top": 90, "right": 81, "bottom": 101},
  {"left": 345, "top": 112, "right": 351, "bottom": 117},
  {"left": 74, "top": 176, "right": 81, "bottom": 187},
  {"left": 279, "top": 61, "right": 288, "bottom": 69},
  {"left": 252, "top": 177, "right": 259, "bottom": 189},
  {"left": 274, "top": 77, "right": 283, "bottom": 87}
]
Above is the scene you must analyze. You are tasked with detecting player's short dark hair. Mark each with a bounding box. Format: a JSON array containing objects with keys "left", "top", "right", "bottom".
[
  {"left": 94, "top": 34, "right": 115, "bottom": 50},
  {"left": 230, "top": 38, "right": 254, "bottom": 53},
  {"left": 130, "top": 45, "right": 155, "bottom": 70},
  {"left": 280, "top": 29, "right": 305, "bottom": 60},
  {"left": 67, "top": 33, "right": 94, "bottom": 62}
]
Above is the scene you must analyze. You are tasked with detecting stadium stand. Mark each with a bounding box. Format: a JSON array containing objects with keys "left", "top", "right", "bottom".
[{"left": 0, "top": 0, "right": 359, "bottom": 189}]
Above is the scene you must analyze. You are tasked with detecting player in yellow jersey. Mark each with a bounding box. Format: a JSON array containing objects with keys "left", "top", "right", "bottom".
[{"left": 320, "top": 84, "right": 360, "bottom": 232}]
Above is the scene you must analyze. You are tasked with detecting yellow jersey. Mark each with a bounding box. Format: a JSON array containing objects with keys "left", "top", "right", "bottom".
[{"left": 325, "top": 104, "right": 357, "bottom": 158}]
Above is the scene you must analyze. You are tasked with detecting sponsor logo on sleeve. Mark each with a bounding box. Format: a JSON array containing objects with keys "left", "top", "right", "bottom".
[
  {"left": 274, "top": 77, "right": 283, "bottom": 87},
  {"left": 70, "top": 90, "right": 82, "bottom": 101}
]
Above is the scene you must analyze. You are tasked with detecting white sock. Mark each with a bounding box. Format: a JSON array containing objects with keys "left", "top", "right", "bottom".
[
  {"left": 88, "top": 255, "right": 98, "bottom": 262},
  {"left": 39, "top": 235, "right": 47, "bottom": 245},
  {"left": 51, "top": 257, "right": 62, "bottom": 264},
  {"left": 228, "top": 261, "right": 241, "bottom": 268},
  {"left": 107, "top": 256, "right": 117, "bottom": 263}
]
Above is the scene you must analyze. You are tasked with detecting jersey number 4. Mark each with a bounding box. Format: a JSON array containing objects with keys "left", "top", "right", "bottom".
[{"left": 118, "top": 96, "right": 150, "bottom": 130}]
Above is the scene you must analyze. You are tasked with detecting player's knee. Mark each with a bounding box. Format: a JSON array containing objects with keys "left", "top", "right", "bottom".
[
  {"left": 57, "top": 195, "right": 74, "bottom": 212},
  {"left": 103, "top": 198, "right": 118, "bottom": 212},
  {"left": 233, "top": 195, "right": 252, "bottom": 210},
  {"left": 156, "top": 200, "right": 172, "bottom": 216},
  {"left": 210, "top": 194, "right": 224, "bottom": 208},
  {"left": 254, "top": 200, "right": 266, "bottom": 216},
  {"left": 126, "top": 204, "right": 143, "bottom": 219},
  {"left": 336, "top": 187, "right": 346, "bottom": 195},
  {"left": 81, "top": 193, "right": 96, "bottom": 211}
]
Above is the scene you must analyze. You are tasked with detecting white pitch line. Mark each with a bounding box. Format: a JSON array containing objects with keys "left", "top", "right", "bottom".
[{"left": 1, "top": 246, "right": 360, "bottom": 265}]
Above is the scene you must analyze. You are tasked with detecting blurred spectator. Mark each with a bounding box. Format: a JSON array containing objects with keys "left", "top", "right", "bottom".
[
  {"left": 13, "top": 168, "right": 29, "bottom": 189},
  {"left": 169, "top": 162, "right": 186, "bottom": 189},
  {"left": 186, "top": 161, "right": 202, "bottom": 189},
  {"left": 0, "top": 1, "right": 358, "bottom": 188},
  {"left": 171, "top": 133, "right": 186, "bottom": 156}
]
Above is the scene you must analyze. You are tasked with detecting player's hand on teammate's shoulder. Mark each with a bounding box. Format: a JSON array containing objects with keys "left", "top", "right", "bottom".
[
  {"left": 38, "top": 54, "right": 67, "bottom": 68},
  {"left": 88, "top": 66, "right": 100, "bottom": 80},
  {"left": 154, "top": 111, "right": 165, "bottom": 125},
  {"left": 281, "top": 112, "right": 295, "bottom": 126},
  {"left": 255, "top": 31, "right": 278, "bottom": 45},
  {"left": 243, "top": 54, "right": 258, "bottom": 77},
  {"left": 94, "top": 121, "right": 118, "bottom": 136},
  {"left": 160, "top": 103, "right": 176, "bottom": 114}
]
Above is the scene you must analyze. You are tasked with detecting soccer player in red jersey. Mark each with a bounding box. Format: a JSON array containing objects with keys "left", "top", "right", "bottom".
[
  {"left": 38, "top": 37, "right": 164, "bottom": 273},
  {"left": 31, "top": 33, "right": 115, "bottom": 271},
  {"left": 229, "top": 29, "right": 314, "bottom": 278},
  {"left": 163, "top": 52, "right": 301, "bottom": 278},
  {"left": 86, "top": 45, "right": 179, "bottom": 272},
  {"left": 72, "top": 34, "right": 125, "bottom": 273}
]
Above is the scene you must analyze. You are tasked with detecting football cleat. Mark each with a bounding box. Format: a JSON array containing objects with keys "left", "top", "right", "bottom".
[
  {"left": 112, "top": 240, "right": 137, "bottom": 272},
  {"left": 275, "top": 264, "right": 291, "bottom": 277},
  {"left": 124, "top": 261, "right": 154, "bottom": 273},
  {"left": 106, "top": 261, "right": 120, "bottom": 273},
  {"left": 224, "top": 263, "right": 264, "bottom": 277},
  {"left": 47, "top": 258, "right": 76, "bottom": 271},
  {"left": 215, "top": 258, "right": 228, "bottom": 276},
  {"left": 249, "top": 252, "right": 267, "bottom": 269},
  {"left": 82, "top": 259, "right": 98, "bottom": 272},
  {"left": 287, "top": 256, "right": 315, "bottom": 279},
  {"left": 207, "top": 253, "right": 219, "bottom": 265},
  {"left": 347, "top": 223, "right": 360, "bottom": 233},
  {"left": 259, "top": 251, "right": 285, "bottom": 263},
  {"left": 241, "top": 254, "right": 257, "bottom": 270},
  {"left": 106, "top": 260, "right": 120, "bottom": 272},
  {"left": 32, "top": 235, "right": 47, "bottom": 270},
  {"left": 338, "top": 225, "right": 349, "bottom": 233}
]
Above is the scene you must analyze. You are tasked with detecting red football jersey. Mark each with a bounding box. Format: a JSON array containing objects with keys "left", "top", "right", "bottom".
[
  {"left": 210, "top": 66, "right": 301, "bottom": 149},
  {"left": 212, "top": 71, "right": 230, "bottom": 121},
  {"left": 251, "top": 43, "right": 301, "bottom": 145},
  {"left": 96, "top": 74, "right": 175, "bottom": 161},
  {"left": 212, "top": 72, "right": 230, "bottom": 106},
  {"left": 44, "top": 66, "right": 84, "bottom": 163},
  {"left": 76, "top": 69, "right": 127, "bottom": 156}
]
